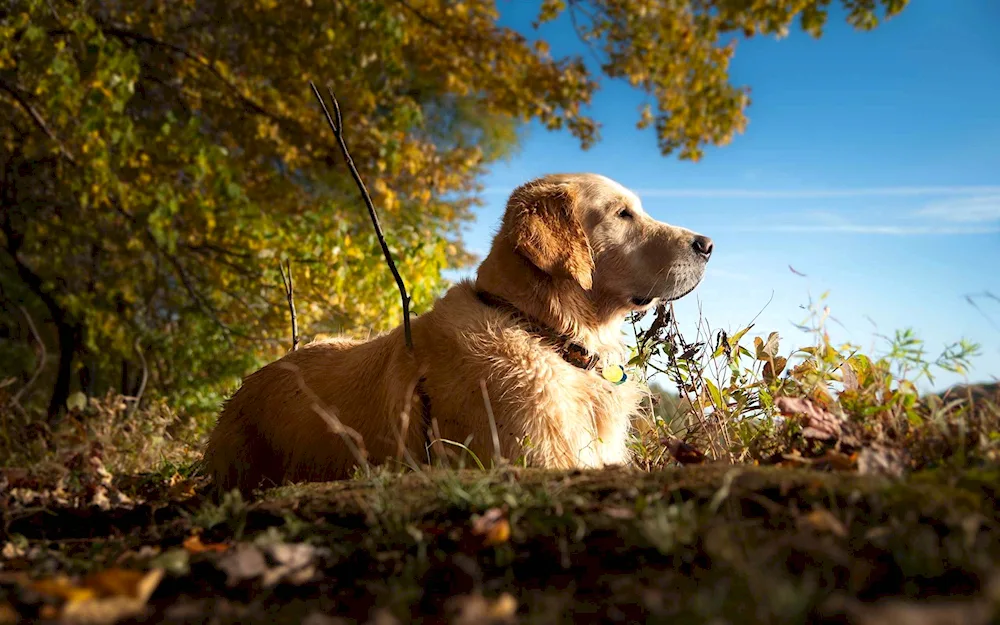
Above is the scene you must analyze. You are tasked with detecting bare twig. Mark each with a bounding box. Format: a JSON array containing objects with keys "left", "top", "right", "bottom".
[
  {"left": 108, "top": 198, "right": 239, "bottom": 344},
  {"left": 277, "top": 361, "right": 370, "bottom": 473},
  {"left": 9, "top": 305, "right": 47, "bottom": 409},
  {"left": 126, "top": 337, "right": 148, "bottom": 418},
  {"left": 479, "top": 378, "right": 503, "bottom": 466},
  {"left": 96, "top": 25, "right": 283, "bottom": 123},
  {"left": 637, "top": 301, "right": 672, "bottom": 353},
  {"left": 965, "top": 292, "right": 1000, "bottom": 333},
  {"left": 393, "top": 369, "right": 428, "bottom": 471},
  {"left": 277, "top": 259, "right": 299, "bottom": 351},
  {"left": 0, "top": 78, "right": 76, "bottom": 165},
  {"left": 309, "top": 82, "right": 414, "bottom": 351}
]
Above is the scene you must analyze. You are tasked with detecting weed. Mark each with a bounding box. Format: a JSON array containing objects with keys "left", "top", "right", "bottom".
[{"left": 626, "top": 292, "right": 998, "bottom": 473}]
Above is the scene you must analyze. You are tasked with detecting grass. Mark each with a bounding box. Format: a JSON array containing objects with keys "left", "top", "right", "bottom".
[
  {"left": 1, "top": 295, "right": 999, "bottom": 623},
  {"left": 2, "top": 465, "right": 999, "bottom": 623}
]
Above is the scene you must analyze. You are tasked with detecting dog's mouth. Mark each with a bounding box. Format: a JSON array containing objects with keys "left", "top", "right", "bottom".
[
  {"left": 629, "top": 296, "right": 656, "bottom": 308},
  {"left": 664, "top": 282, "right": 699, "bottom": 302}
]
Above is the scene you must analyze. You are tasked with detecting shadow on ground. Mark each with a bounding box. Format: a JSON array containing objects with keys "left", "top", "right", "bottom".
[{"left": 2, "top": 465, "right": 999, "bottom": 624}]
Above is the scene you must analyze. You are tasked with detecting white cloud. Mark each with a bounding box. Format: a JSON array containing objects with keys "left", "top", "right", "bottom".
[
  {"left": 742, "top": 224, "right": 1000, "bottom": 235},
  {"left": 915, "top": 195, "right": 1000, "bottom": 223},
  {"left": 480, "top": 184, "right": 1000, "bottom": 200},
  {"left": 630, "top": 186, "right": 1000, "bottom": 199}
]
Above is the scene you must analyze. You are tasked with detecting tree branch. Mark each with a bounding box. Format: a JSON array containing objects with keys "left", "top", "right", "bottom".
[
  {"left": 107, "top": 199, "right": 241, "bottom": 343},
  {"left": 126, "top": 337, "right": 148, "bottom": 418},
  {"left": 97, "top": 24, "right": 282, "bottom": 122},
  {"left": 277, "top": 259, "right": 299, "bottom": 352},
  {"left": 8, "top": 305, "right": 47, "bottom": 411},
  {"left": 0, "top": 78, "right": 76, "bottom": 165},
  {"left": 310, "top": 82, "right": 414, "bottom": 352}
]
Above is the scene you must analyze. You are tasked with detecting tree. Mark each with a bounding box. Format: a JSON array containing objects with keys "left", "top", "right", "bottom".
[{"left": 0, "top": 0, "right": 907, "bottom": 421}]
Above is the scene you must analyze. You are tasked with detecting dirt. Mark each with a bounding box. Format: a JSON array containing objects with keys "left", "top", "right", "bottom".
[{"left": 2, "top": 465, "right": 999, "bottom": 624}]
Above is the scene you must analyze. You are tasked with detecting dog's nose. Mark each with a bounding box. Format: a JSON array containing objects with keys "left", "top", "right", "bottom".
[{"left": 692, "top": 235, "right": 714, "bottom": 259}]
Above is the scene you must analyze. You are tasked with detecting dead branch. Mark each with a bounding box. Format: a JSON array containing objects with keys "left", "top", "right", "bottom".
[
  {"left": 97, "top": 25, "right": 283, "bottom": 123},
  {"left": 108, "top": 197, "right": 241, "bottom": 344},
  {"left": 0, "top": 78, "right": 76, "bottom": 165},
  {"left": 9, "top": 305, "right": 47, "bottom": 410},
  {"left": 277, "top": 361, "right": 369, "bottom": 473},
  {"left": 638, "top": 300, "right": 672, "bottom": 352},
  {"left": 479, "top": 379, "right": 503, "bottom": 465},
  {"left": 126, "top": 337, "right": 148, "bottom": 418},
  {"left": 309, "top": 82, "right": 414, "bottom": 352},
  {"left": 277, "top": 259, "right": 299, "bottom": 351}
]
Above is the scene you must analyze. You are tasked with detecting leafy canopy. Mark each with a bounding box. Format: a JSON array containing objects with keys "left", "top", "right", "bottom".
[{"left": 0, "top": 0, "right": 907, "bottom": 418}]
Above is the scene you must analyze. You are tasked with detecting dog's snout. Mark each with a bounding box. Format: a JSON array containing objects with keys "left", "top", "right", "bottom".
[{"left": 692, "top": 235, "right": 713, "bottom": 260}]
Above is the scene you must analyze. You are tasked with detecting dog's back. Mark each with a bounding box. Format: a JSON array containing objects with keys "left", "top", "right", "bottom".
[{"left": 204, "top": 330, "right": 425, "bottom": 494}]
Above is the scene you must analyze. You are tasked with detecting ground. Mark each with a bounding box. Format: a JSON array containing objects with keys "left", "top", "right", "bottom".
[{"left": 2, "top": 463, "right": 999, "bottom": 624}]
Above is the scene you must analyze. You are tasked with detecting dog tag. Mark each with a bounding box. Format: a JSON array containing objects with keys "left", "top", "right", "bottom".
[{"left": 602, "top": 364, "right": 627, "bottom": 385}]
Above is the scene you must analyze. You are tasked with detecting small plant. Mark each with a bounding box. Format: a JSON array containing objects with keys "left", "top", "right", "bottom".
[
  {"left": 626, "top": 291, "right": 997, "bottom": 473},
  {"left": 189, "top": 488, "right": 249, "bottom": 537}
]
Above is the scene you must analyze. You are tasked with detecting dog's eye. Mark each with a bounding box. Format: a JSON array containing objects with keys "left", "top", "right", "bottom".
[{"left": 617, "top": 208, "right": 634, "bottom": 220}]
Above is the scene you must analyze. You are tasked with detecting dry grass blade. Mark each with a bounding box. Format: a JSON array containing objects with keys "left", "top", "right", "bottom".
[{"left": 276, "top": 361, "right": 369, "bottom": 473}]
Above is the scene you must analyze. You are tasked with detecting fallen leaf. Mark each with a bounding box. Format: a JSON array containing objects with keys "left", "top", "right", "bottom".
[
  {"left": 183, "top": 534, "right": 230, "bottom": 554},
  {"left": 66, "top": 391, "right": 87, "bottom": 412},
  {"left": 167, "top": 475, "right": 199, "bottom": 501},
  {"left": 446, "top": 592, "right": 518, "bottom": 625},
  {"left": 84, "top": 569, "right": 158, "bottom": 598},
  {"left": 858, "top": 444, "right": 908, "bottom": 478},
  {"left": 663, "top": 437, "right": 707, "bottom": 465},
  {"left": 149, "top": 548, "right": 190, "bottom": 576},
  {"left": 840, "top": 363, "right": 859, "bottom": 391},
  {"left": 31, "top": 576, "right": 97, "bottom": 603},
  {"left": 798, "top": 508, "right": 848, "bottom": 538},
  {"left": 31, "top": 568, "right": 164, "bottom": 625},
  {"left": 91, "top": 486, "right": 112, "bottom": 511},
  {"left": 216, "top": 544, "right": 268, "bottom": 586},
  {"left": 302, "top": 612, "right": 349, "bottom": 625},
  {"left": 818, "top": 450, "right": 858, "bottom": 472},
  {"left": 214, "top": 542, "right": 320, "bottom": 587},
  {"left": 603, "top": 506, "right": 635, "bottom": 520},
  {"left": 822, "top": 594, "right": 993, "bottom": 625},
  {"left": 260, "top": 542, "right": 318, "bottom": 587},
  {"left": 1, "top": 542, "right": 25, "bottom": 560},
  {"left": 471, "top": 508, "right": 510, "bottom": 547},
  {"left": 366, "top": 608, "right": 402, "bottom": 625},
  {"left": 775, "top": 396, "right": 842, "bottom": 441},
  {"left": 0, "top": 602, "right": 16, "bottom": 625}
]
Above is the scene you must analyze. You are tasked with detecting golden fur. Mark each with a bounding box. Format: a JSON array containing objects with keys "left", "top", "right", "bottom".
[{"left": 205, "top": 173, "right": 712, "bottom": 493}]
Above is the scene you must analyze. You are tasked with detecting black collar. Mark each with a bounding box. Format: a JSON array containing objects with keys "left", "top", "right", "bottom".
[{"left": 475, "top": 290, "right": 600, "bottom": 371}]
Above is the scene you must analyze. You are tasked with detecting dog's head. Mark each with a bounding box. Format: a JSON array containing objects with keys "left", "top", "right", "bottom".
[{"left": 497, "top": 173, "right": 711, "bottom": 315}]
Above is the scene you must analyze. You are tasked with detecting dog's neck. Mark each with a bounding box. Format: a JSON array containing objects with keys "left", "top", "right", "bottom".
[{"left": 475, "top": 246, "right": 628, "bottom": 357}]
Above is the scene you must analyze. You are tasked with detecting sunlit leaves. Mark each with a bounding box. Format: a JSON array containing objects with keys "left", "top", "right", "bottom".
[
  {"left": 539, "top": 0, "right": 908, "bottom": 159},
  {"left": 1, "top": 0, "right": 909, "bottom": 416}
]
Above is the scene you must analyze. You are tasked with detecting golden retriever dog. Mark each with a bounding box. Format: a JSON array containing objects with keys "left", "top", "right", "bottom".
[{"left": 205, "top": 173, "right": 713, "bottom": 494}]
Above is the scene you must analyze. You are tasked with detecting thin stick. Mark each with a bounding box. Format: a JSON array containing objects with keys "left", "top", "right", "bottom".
[
  {"left": 9, "top": 305, "right": 47, "bottom": 409},
  {"left": 127, "top": 337, "right": 148, "bottom": 418},
  {"left": 277, "top": 259, "right": 299, "bottom": 351},
  {"left": 277, "top": 361, "right": 370, "bottom": 472},
  {"left": 479, "top": 378, "right": 503, "bottom": 466},
  {"left": 309, "top": 82, "right": 413, "bottom": 351}
]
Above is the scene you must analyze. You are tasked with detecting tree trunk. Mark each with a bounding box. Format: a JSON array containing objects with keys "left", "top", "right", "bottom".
[
  {"left": 1, "top": 224, "right": 80, "bottom": 421},
  {"left": 49, "top": 318, "right": 78, "bottom": 417}
]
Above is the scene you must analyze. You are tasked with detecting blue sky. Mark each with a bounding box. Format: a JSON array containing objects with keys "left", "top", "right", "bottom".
[{"left": 450, "top": 1, "right": 1000, "bottom": 391}]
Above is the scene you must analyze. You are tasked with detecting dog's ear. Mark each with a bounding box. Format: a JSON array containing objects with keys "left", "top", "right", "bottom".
[{"left": 505, "top": 180, "right": 594, "bottom": 290}]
